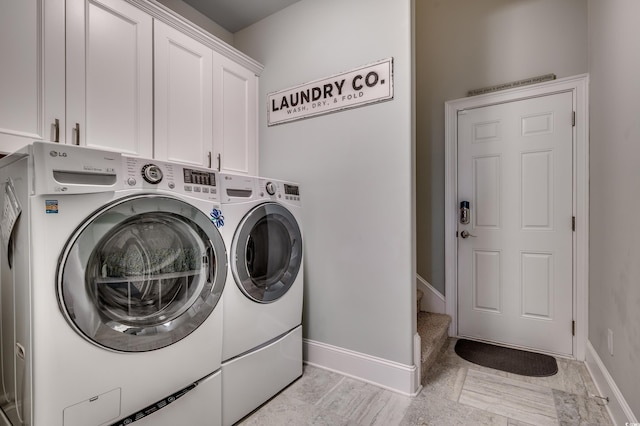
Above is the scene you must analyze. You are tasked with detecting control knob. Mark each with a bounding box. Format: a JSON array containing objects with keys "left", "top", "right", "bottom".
[
  {"left": 265, "top": 181, "right": 276, "bottom": 196},
  {"left": 141, "top": 164, "right": 163, "bottom": 184}
]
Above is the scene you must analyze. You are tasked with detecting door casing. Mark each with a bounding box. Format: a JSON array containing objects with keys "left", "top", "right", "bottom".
[{"left": 444, "top": 74, "right": 589, "bottom": 360}]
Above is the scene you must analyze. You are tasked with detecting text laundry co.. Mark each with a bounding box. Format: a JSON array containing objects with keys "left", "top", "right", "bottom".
[{"left": 267, "top": 58, "right": 394, "bottom": 126}]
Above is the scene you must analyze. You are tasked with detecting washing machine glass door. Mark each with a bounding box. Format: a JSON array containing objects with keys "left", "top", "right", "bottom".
[
  {"left": 232, "top": 202, "right": 302, "bottom": 303},
  {"left": 58, "top": 194, "right": 227, "bottom": 352}
]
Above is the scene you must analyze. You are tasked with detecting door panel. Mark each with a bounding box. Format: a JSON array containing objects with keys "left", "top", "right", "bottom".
[
  {"left": 473, "top": 250, "right": 501, "bottom": 312},
  {"left": 457, "top": 92, "right": 573, "bottom": 356},
  {"left": 521, "top": 150, "right": 553, "bottom": 229},
  {"left": 474, "top": 155, "right": 501, "bottom": 228}
]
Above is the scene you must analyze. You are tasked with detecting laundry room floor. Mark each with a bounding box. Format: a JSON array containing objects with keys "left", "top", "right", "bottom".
[{"left": 237, "top": 338, "right": 613, "bottom": 426}]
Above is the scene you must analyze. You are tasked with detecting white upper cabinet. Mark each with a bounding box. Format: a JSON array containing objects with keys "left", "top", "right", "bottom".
[
  {"left": 155, "top": 22, "right": 259, "bottom": 174},
  {"left": 0, "top": 0, "right": 261, "bottom": 174},
  {"left": 213, "top": 55, "right": 258, "bottom": 175},
  {"left": 154, "top": 20, "right": 214, "bottom": 168},
  {"left": 0, "top": 0, "right": 65, "bottom": 154},
  {"left": 66, "top": 0, "right": 153, "bottom": 157}
]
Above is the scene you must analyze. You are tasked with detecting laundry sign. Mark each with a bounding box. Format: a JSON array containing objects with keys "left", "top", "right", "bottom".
[{"left": 267, "top": 58, "right": 394, "bottom": 126}]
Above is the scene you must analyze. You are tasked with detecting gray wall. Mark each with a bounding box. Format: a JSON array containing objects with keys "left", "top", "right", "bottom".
[
  {"left": 154, "top": 0, "right": 234, "bottom": 45},
  {"left": 588, "top": 0, "right": 640, "bottom": 416},
  {"left": 235, "top": 0, "right": 416, "bottom": 365},
  {"left": 415, "top": 0, "right": 588, "bottom": 295}
]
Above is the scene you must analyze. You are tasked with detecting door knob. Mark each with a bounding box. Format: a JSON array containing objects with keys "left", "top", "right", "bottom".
[{"left": 460, "top": 230, "right": 477, "bottom": 239}]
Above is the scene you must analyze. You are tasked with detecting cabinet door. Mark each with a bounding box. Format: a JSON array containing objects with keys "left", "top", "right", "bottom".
[
  {"left": 66, "top": 0, "right": 153, "bottom": 157},
  {"left": 0, "top": 0, "right": 65, "bottom": 154},
  {"left": 154, "top": 20, "right": 213, "bottom": 168},
  {"left": 213, "top": 55, "right": 258, "bottom": 175}
]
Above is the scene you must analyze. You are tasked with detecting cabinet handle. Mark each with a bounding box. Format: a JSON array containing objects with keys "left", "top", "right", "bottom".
[
  {"left": 208, "top": 151, "right": 212, "bottom": 168},
  {"left": 73, "top": 123, "right": 80, "bottom": 145},
  {"left": 217, "top": 153, "right": 221, "bottom": 172},
  {"left": 54, "top": 119, "right": 60, "bottom": 143}
]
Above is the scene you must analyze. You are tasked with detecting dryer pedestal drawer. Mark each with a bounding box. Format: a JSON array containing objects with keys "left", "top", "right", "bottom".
[{"left": 221, "top": 326, "right": 302, "bottom": 426}]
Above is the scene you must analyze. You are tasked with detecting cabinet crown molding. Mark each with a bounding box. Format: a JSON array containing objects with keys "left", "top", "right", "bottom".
[{"left": 126, "top": 0, "right": 264, "bottom": 75}]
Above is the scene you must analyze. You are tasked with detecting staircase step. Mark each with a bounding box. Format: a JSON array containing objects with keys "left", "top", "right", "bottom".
[
  {"left": 417, "top": 312, "right": 451, "bottom": 383},
  {"left": 416, "top": 288, "right": 424, "bottom": 314}
]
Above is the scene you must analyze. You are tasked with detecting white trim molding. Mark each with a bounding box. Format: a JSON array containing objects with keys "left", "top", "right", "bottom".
[
  {"left": 585, "top": 340, "right": 637, "bottom": 425},
  {"left": 304, "top": 338, "right": 422, "bottom": 397},
  {"left": 444, "top": 74, "right": 589, "bottom": 360},
  {"left": 126, "top": 0, "right": 264, "bottom": 75},
  {"left": 416, "top": 274, "right": 446, "bottom": 314}
]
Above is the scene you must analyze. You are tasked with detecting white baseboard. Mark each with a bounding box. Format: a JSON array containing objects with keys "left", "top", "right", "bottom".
[
  {"left": 416, "top": 275, "right": 446, "bottom": 314},
  {"left": 585, "top": 340, "right": 637, "bottom": 425},
  {"left": 303, "top": 338, "right": 422, "bottom": 397}
]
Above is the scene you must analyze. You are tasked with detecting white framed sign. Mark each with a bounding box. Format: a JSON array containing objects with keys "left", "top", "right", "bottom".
[{"left": 267, "top": 58, "right": 394, "bottom": 126}]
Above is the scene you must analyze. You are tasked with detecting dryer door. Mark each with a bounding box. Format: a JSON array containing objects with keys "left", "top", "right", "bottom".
[
  {"left": 232, "top": 202, "right": 302, "bottom": 303},
  {"left": 57, "top": 194, "right": 227, "bottom": 352}
]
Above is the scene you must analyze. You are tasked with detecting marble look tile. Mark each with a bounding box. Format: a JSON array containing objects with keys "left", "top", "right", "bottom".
[
  {"left": 505, "top": 358, "right": 594, "bottom": 396},
  {"left": 459, "top": 369, "right": 559, "bottom": 426},
  {"left": 552, "top": 389, "right": 613, "bottom": 426},
  {"left": 420, "top": 360, "right": 468, "bottom": 402},
  {"left": 237, "top": 392, "right": 357, "bottom": 426},
  {"left": 507, "top": 419, "right": 537, "bottom": 426},
  {"left": 444, "top": 338, "right": 597, "bottom": 398},
  {"left": 237, "top": 344, "right": 614, "bottom": 426},
  {"left": 317, "top": 377, "right": 412, "bottom": 426},
  {"left": 572, "top": 361, "right": 603, "bottom": 397},
  {"left": 282, "top": 364, "right": 346, "bottom": 405},
  {"left": 400, "top": 391, "right": 509, "bottom": 426}
]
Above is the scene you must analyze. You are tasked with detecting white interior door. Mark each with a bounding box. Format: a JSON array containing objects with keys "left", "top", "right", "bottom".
[{"left": 457, "top": 91, "right": 574, "bottom": 356}]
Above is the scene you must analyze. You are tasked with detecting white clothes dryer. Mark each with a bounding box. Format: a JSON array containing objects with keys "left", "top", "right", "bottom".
[
  {"left": 0, "top": 142, "right": 227, "bottom": 426},
  {"left": 218, "top": 174, "right": 303, "bottom": 426}
]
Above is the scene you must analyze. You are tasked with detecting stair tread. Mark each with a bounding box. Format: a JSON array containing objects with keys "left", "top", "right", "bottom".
[{"left": 417, "top": 312, "right": 450, "bottom": 347}]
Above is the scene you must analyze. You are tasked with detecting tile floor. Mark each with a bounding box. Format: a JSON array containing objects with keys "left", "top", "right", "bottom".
[{"left": 237, "top": 338, "right": 613, "bottom": 425}]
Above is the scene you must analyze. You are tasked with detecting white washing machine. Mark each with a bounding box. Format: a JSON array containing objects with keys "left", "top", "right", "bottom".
[
  {"left": 0, "top": 142, "right": 228, "bottom": 426},
  {"left": 218, "top": 174, "right": 303, "bottom": 426}
]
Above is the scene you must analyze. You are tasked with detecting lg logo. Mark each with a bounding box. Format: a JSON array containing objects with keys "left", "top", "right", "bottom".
[{"left": 49, "top": 150, "right": 68, "bottom": 158}]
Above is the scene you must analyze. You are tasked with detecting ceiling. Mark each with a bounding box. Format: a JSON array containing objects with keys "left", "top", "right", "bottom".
[{"left": 182, "top": 0, "right": 301, "bottom": 33}]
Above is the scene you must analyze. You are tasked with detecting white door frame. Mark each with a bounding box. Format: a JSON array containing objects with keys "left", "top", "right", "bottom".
[{"left": 444, "top": 74, "right": 589, "bottom": 360}]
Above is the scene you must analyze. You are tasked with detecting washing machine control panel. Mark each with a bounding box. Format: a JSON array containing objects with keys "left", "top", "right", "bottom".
[
  {"left": 141, "top": 163, "right": 163, "bottom": 184},
  {"left": 122, "top": 156, "right": 220, "bottom": 201}
]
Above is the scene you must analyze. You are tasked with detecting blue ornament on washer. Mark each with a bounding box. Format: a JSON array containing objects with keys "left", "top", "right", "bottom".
[{"left": 210, "top": 208, "right": 224, "bottom": 228}]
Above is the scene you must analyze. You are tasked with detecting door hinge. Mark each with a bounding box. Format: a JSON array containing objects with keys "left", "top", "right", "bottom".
[
  {"left": 572, "top": 111, "right": 576, "bottom": 127},
  {"left": 572, "top": 320, "right": 576, "bottom": 336},
  {"left": 572, "top": 216, "right": 576, "bottom": 232}
]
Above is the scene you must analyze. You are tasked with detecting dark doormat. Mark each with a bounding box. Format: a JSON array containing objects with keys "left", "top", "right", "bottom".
[{"left": 454, "top": 339, "right": 558, "bottom": 377}]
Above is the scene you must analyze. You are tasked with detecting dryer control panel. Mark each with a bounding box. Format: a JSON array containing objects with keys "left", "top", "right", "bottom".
[
  {"left": 122, "top": 156, "right": 220, "bottom": 202},
  {"left": 219, "top": 173, "right": 256, "bottom": 203},
  {"left": 257, "top": 178, "right": 301, "bottom": 206}
]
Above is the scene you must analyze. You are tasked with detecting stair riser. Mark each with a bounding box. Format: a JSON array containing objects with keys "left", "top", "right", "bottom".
[{"left": 417, "top": 312, "right": 451, "bottom": 384}]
